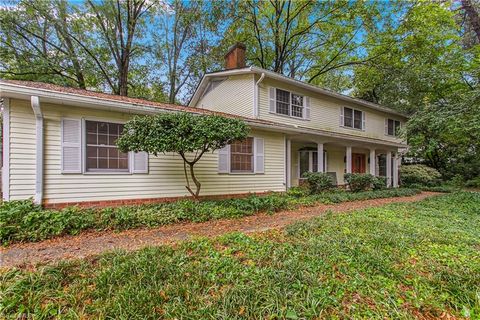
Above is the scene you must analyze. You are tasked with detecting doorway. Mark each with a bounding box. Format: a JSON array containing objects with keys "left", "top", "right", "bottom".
[{"left": 352, "top": 153, "right": 366, "bottom": 173}]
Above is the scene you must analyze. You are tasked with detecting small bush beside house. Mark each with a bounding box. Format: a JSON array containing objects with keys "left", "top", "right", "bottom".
[
  {"left": 400, "top": 164, "right": 442, "bottom": 186},
  {"left": 302, "top": 172, "right": 335, "bottom": 194}
]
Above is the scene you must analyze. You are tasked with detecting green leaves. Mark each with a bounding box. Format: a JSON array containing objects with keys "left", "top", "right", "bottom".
[{"left": 117, "top": 112, "right": 250, "bottom": 159}]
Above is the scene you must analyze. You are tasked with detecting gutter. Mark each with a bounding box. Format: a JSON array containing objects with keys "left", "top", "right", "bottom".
[
  {"left": 31, "top": 96, "right": 43, "bottom": 204},
  {"left": 253, "top": 72, "right": 265, "bottom": 118}
]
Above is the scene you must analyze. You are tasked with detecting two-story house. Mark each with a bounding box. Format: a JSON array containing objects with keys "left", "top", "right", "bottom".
[
  {"left": 0, "top": 43, "right": 407, "bottom": 207},
  {"left": 190, "top": 43, "right": 407, "bottom": 188}
]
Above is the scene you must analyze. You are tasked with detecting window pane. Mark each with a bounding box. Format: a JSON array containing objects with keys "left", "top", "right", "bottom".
[
  {"left": 299, "top": 151, "right": 309, "bottom": 178},
  {"left": 344, "top": 108, "right": 353, "bottom": 127},
  {"left": 388, "top": 119, "right": 394, "bottom": 135},
  {"left": 354, "top": 110, "right": 362, "bottom": 129},
  {"left": 291, "top": 105, "right": 303, "bottom": 118},
  {"left": 276, "top": 89, "right": 290, "bottom": 115},
  {"left": 395, "top": 121, "right": 401, "bottom": 136},
  {"left": 85, "top": 120, "right": 128, "bottom": 172},
  {"left": 291, "top": 94, "right": 303, "bottom": 106},
  {"left": 230, "top": 137, "right": 254, "bottom": 172},
  {"left": 312, "top": 152, "right": 318, "bottom": 172}
]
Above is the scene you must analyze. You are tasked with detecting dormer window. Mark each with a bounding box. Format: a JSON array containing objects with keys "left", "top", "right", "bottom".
[{"left": 269, "top": 87, "right": 310, "bottom": 120}]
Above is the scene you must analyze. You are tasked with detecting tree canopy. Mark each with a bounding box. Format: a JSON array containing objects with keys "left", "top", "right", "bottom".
[{"left": 117, "top": 112, "right": 250, "bottom": 198}]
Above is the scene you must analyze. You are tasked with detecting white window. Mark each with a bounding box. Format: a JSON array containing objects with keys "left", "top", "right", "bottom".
[
  {"left": 61, "top": 118, "right": 148, "bottom": 174},
  {"left": 218, "top": 137, "right": 264, "bottom": 174},
  {"left": 298, "top": 150, "right": 327, "bottom": 179},
  {"left": 341, "top": 107, "right": 365, "bottom": 130},
  {"left": 385, "top": 118, "right": 401, "bottom": 137},
  {"left": 86, "top": 121, "right": 129, "bottom": 172},
  {"left": 269, "top": 87, "right": 310, "bottom": 119}
]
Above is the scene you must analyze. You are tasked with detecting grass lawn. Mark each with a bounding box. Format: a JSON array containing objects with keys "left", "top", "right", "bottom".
[{"left": 2, "top": 192, "right": 479, "bottom": 319}]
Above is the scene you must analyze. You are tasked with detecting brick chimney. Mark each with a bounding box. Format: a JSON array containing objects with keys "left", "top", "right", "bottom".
[{"left": 224, "top": 42, "right": 246, "bottom": 69}]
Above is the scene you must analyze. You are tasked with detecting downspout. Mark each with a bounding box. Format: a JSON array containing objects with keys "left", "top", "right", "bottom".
[
  {"left": 254, "top": 73, "right": 265, "bottom": 118},
  {"left": 31, "top": 96, "right": 43, "bottom": 204}
]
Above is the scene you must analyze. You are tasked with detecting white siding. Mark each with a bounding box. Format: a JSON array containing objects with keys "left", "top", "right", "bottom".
[
  {"left": 8, "top": 100, "right": 36, "bottom": 200},
  {"left": 8, "top": 100, "right": 285, "bottom": 204},
  {"left": 196, "top": 74, "right": 254, "bottom": 118},
  {"left": 259, "top": 78, "right": 406, "bottom": 144}
]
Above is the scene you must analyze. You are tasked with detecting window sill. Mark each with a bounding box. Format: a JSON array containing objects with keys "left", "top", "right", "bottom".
[
  {"left": 82, "top": 171, "right": 133, "bottom": 175},
  {"left": 269, "top": 112, "right": 310, "bottom": 121},
  {"left": 218, "top": 172, "right": 263, "bottom": 175},
  {"left": 340, "top": 125, "right": 365, "bottom": 132}
]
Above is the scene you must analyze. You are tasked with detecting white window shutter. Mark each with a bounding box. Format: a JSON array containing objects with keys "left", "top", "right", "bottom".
[
  {"left": 254, "top": 137, "right": 265, "bottom": 173},
  {"left": 340, "top": 107, "right": 344, "bottom": 126},
  {"left": 304, "top": 96, "right": 311, "bottom": 120},
  {"left": 61, "top": 118, "right": 82, "bottom": 173},
  {"left": 385, "top": 118, "right": 389, "bottom": 135},
  {"left": 132, "top": 152, "right": 149, "bottom": 173},
  {"left": 362, "top": 112, "right": 366, "bottom": 130},
  {"left": 218, "top": 145, "right": 230, "bottom": 173},
  {"left": 269, "top": 87, "right": 276, "bottom": 113}
]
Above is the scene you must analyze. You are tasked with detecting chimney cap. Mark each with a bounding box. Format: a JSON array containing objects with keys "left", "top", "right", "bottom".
[{"left": 224, "top": 42, "right": 246, "bottom": 58}]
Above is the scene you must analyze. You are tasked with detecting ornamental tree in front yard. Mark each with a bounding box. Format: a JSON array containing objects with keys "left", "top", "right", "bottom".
[{"left": 117, "top": 112, "right": 250, "bottom": 199}]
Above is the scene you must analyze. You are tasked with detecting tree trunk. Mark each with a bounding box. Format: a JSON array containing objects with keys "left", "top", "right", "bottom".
[{"left": 462, "top": 0, "right": 480, "bottom": 43}]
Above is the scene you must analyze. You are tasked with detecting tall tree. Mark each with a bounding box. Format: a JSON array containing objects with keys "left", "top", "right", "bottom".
[{"left": 153, "top": 0, "right": 226, "bottom": 103}]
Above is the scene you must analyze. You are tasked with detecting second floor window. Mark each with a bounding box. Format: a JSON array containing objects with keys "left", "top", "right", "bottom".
[
  {"left": 386, "top": 119, "right": 401, "bottom": 136},
  {"left": 275, "top": 88, "right": 304, "bottom": 118},
  {"left": 342, "top": 107, "right": 364, "bottom": 130}
]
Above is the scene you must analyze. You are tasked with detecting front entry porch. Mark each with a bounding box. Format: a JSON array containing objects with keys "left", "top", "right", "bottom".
[{"left": 285, "top": 136, "right": 401, "bottom": 188}]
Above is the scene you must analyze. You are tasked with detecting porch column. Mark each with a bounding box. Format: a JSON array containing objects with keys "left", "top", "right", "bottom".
[
  {"left": 346, "top": 146, "right": 352, "bottom": 173},
  {"left": 286, "top": 138, "right": 291, "bottom": 189},
  {"left": 393, "top": 153, "right": 399, "bottom": 188},
  {"left": 386, "top": 151, "right": 392, "bottom": 188},
  {"left": 317, "top": 142, "right": 324, "bottom": 173},
  {"left": 369, "top": 149, "right": 376, "bottom": 176}
]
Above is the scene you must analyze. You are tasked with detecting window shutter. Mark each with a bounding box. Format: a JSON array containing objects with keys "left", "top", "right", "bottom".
[
  {"left": 384, "top": 118, "right": 389, "bottom": 135},
  {"left": 132, "top": 152, "right": 148, "bottom": 173},
  {"left": 362, "top": 112, "right": 366, "bottom": 130},
  {"left": 269, "top": 87, "right": 276, "bottom": 113},
  {"left": 61, "top": 118, "right": 82, "bottom": 173},
  {"left": 254, "top": 137, "right": 264, "bottom": 173},
  {"left": 304, "top": 97, "right": 311, "bottom": 120},
  {"left": 340, "top": 107, "right": 344, "bottom": 126},
  {"left": 218, "top": 145, "right": 230, "bottom": 173}
]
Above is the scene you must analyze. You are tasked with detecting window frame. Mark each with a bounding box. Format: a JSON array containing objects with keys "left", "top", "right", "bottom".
[
  {"left": 274, "top": 88, "right": 305, "bottom": 119},
  {"left": 386, "top": 118, "right": 401, "bottom": 137},
  {"left": 298, "top": 150, "right": 328, "bottom": 179},
  {"left": 82, "top": 118, "right": 132, "bottom": 175},
  {"left": 230, "top": 137, "right": 254, "bottom": 173},
  {"left": 342, "top": 107, "right": 365, "bottom": 131}
]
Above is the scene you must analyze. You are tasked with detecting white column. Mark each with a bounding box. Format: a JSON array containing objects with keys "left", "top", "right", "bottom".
[
  {"left": 369, "top": 149, "right": 376, "bottom": 176},
  {"left": 393, "top": 153, "right": 399, "bottom": 188},
  {"left": 386, "top": 151, "right": 392, "bottom": 188},
  {"left": 286, "top": 139, "right": 291, "bottom": 189},
  {"left": 317, "top": 142, "right": 324, "bottom": 173},
  {"left": 346, "top": 146, "right": 352, "bottom": 173}
]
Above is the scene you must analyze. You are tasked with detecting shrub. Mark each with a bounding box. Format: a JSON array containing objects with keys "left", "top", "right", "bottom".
[
  {"left": 302, "top": 172, "right": 334, "bottom": 194},
  {"left": 344, "top": 173, "right": 375, "bottom": 192},
  {"left": 287, "top": 186, "right": 309, "bottom": 198},
  {"left": 400, "top": 164, "right": 441, "bottom": 186},
  {"left": 465, "top": 177, "right": 480, "bottom": 188},
  {"left": 372, "top": 176, "right": 387, "bottom": 190}
]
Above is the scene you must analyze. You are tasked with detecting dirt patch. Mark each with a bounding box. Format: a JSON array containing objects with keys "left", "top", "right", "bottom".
[{"left": 0, "top": 192, "right": 440, "bottom": 269}]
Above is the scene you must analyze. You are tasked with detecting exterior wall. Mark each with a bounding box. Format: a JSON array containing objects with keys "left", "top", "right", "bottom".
[
  {"left": 196, "top": 74, "right": 254, "bottom": 118},
  {"left": 258, "top": 77, "right": 405, "bottom": 144},
  {"left": 8, "top": 99, "right": 286, "bottom": 204},
  {"left": 8, "top": 99, "right": 36, "bottom": 200}
]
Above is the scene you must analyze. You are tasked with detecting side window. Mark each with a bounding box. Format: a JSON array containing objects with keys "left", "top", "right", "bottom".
[
  {"left": 230, "top": 137, "right": 254, "bottom": 173},
  {"left": 386, "top": 119, "right": 401, "bottom": 137}
]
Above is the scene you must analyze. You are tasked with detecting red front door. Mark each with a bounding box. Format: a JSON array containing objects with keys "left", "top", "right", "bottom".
[{"left": 352, "top": 153, "right": 366, "bottom": 173}]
